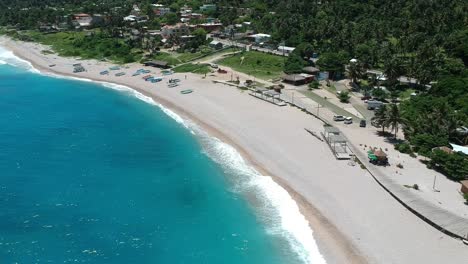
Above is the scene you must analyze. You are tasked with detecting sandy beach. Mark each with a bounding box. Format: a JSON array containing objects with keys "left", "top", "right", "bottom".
[{"left": 2, "top": 37, "right": 468, "bottom": 264}]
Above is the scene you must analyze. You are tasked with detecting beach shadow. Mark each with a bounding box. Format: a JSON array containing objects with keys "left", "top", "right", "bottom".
[{"left": 384, "top": 137, "right": 405, "bottom": 145}]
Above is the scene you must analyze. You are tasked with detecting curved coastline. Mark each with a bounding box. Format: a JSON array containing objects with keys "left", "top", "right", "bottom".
[{"left": 0, "top": 39, "right": 368, "bottom": 264}]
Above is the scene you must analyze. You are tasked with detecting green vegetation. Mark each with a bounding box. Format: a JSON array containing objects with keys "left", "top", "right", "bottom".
[
  {"left": 395, "top": 143, "right": 413, "bottom": 154},
  {"left": 372, "top": 105, "right": 390, "bottom": 135},
  {"left": 398, "top": 89, "right": 416, "bottom": 100},
  {"left": 284, "top": 53, "right": 306, "bottom": 74},
  {"left": 217, "top": 51, "right": 284, "bottom": 80},
  {"left": 372, "top": 88, "right": 388, "bottom": 101},
  {"left": 401, "top": 78, "right": 467, "bottom": 153},
  {"left": 308, "top": 80, "right": 319, "bottom": 90},
  {"left": 316, "top": 52, "right": 348, "bottom": 79},
  {"left": 428, "top": 150, "right": 468, "bottom": 181},
  {"left": 150, "top": 52, "right": 182, "bottom": 66},
  {"left": 385, "top": 104, "right": 405, "bottom": 139},
  {"left": 176, "top": 52, "right": 204, "bottom": 63},
  {"left": 373, "top": 87, "right": 468, "bottom": 181},
  {"left": 338, "top": 91, "right": 350, "bottom": 103},
  {"left": 10, "top": 31, "right": 141, "bottom": 63},
  {"left": 173, "top": 63, "right": 211, "bottom": 74}
]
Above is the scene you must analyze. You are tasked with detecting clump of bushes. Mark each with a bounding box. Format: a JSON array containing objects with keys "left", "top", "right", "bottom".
[
  {"left": 338, "top": 90, "right": 350, "bottom": 103},
  {"left": 395, "top": 142, "right": 413, "bottom": 154},
  {"left": 428, "top": 150, "right": 468, "bottom": 181},
  {"left": 308, "top": 80, "right": 320, "bottom": 90}
]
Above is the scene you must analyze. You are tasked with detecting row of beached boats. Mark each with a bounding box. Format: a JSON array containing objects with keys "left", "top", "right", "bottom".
[
  {"left": 97, "top": 67, "right": 192, "bottom": 94},
  {"left": 142, "top": 75, "right": 163, "bottom": 83}
]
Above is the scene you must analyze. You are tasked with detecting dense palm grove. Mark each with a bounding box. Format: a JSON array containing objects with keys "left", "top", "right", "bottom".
[{"left": 0, "top": 0, "right": 467, "bottom": 179}]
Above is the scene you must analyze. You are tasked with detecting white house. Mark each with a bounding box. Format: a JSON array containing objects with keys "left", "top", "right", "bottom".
[
  {"left": 249, "top": 33, "right": 271, "bottom": 43},
  {"left": 277, "top": 46, "right": 295, "bottom": 54}
]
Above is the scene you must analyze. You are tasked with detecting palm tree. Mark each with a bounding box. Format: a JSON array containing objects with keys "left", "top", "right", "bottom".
[
  {"left": 373, "top": 105, "right": 388, "bottom": 134},
  {"left": 347, "top": 61, "right": 364, "bottom": 85},
  {"left": 383, "top": 56, "right": 402, "bottom": 90},
  {"left": 384, "top": 103, "right": 404, "bottom": 139}
]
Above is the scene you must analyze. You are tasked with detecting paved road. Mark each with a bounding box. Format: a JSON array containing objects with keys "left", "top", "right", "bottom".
[{"left": 334, "top": 81, "right": 375, "bottom": 120}]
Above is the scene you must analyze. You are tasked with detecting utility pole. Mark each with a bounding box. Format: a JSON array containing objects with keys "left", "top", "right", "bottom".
[{"left": 316, "top": 103, "right": 323, "bottom": 117}]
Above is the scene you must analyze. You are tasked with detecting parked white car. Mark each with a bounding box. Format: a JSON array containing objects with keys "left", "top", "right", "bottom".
[
  {"left": 333, "top": 115, "right": 345, "bottom": 121},
  {"left": 344, "top": 117, "right": 353, "bottom": 124}
]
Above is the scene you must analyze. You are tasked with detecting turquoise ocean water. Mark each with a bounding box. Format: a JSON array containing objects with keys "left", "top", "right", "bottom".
[{"left": 0, "top": 48, "right": 325, "bottom": 264}]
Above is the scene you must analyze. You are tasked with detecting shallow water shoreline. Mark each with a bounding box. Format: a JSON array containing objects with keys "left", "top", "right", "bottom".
[{"left": 0, "top": 37, "right": 370, "bottom": 264}]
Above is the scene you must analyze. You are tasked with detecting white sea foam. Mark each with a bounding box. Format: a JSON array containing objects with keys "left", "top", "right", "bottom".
[
  {"left": 0, "top": 46, "right": 40, "bottom": 73},
  {"left": 0, "top": 44, "right": 326, "bottom": 264},
  {"left": 198, "top": 136, "right": 327, "bottom": 264}
]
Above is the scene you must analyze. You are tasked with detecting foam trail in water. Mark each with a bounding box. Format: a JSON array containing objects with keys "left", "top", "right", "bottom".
[{"left": 0, "top": 44, "right": 326, "bottom": 264}]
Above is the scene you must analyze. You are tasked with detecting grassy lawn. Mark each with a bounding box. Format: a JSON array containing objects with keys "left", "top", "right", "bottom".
[
  {"left": 173, "top": 63, "right": 211, "bottom": 74},
  {"left": 191, "top": 47, "right": 237, "bottom": 62},
  {"left": 151, "top": 48, "right": 215, "bottom": 65},
  {"left": 15, "top": 31, "right": 141, "bottom": 63},
  {"left": 216, "top": 51, "right": 284, "bottom": 80},
  {"left": 150, "top": 52, "right": 182, "bottom": 65},
  {"left": 25, "top": 31, "right": 86, "bottom": 53},
  {"left": 165, "top": 47, "right": 235, "bottom": 64},
  {"left": 176, "top": 52, "right": 205, "bottom": 63}
]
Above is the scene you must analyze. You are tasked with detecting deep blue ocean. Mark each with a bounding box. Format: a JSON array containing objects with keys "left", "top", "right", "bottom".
[{"left": 0, "top": 49, "right": 324, "bottom": 264}]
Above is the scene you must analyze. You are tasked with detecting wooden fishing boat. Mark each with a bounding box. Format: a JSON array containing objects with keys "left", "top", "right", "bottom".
[{"left": 180, "top": 89, "right": 193, "bottom": 94}]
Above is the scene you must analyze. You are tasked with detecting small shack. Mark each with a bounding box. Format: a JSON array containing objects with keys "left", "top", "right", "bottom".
[
  {"left": 270, "top": 84, "right": 284, "bottom": 93},
  {"left": 209, "top": 40, "right": 223, "bottom": 50},
  {"left": 302, "top": 66, "right": 320, "bottom": 75},
  {"left": 282, "top": 73, "right": 314, "bottom": 86},
  {"left": 143, "top": 60, "right": 170, "bottom": 69}
]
